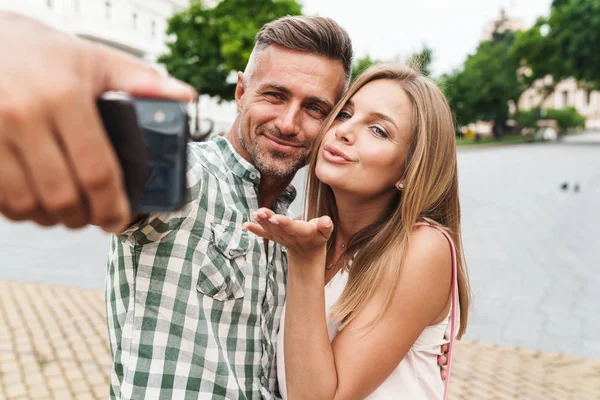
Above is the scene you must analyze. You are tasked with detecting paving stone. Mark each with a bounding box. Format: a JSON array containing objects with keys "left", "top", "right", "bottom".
[{"left": 4, "top": 384, "right": 28, "bottom": 398}]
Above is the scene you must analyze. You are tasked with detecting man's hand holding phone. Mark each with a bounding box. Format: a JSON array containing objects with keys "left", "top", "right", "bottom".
[
  {"left": 0, "top": 11, "right": 196, "bottom": 232},
  {"left": 98, "top": 95, "right": 189, "bottom": 216}
]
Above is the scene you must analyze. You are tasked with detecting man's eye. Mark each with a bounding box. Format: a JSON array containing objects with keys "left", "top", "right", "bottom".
[
  {"left": 307, "top": 105, "right": 326, "bottom": 116},
  {"left": 266, "top": 92, "right": 284, "bottom": 100}
]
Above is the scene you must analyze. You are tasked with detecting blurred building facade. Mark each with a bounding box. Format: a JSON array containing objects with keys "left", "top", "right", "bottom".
[
  {"left": 518, "top": 78, "right": 600, "bottom": 129},
  {"left": 0, "top": 0, "right": 189, "bottom": 62},
  {"left": 0, "top": 0, "right": 238, "bottom": 134},
  {"left": 481, "top": 11, "right": 524, "bottom": 42},
  {"left": 482, "top": 6, "right": 600, "bottom": 130}
]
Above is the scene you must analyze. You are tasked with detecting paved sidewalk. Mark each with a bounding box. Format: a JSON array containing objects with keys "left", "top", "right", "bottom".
[{"left": 1, "top": 280, "right": 599, "bottom": 399}]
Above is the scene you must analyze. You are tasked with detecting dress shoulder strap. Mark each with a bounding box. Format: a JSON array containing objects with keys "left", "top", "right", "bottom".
[{"left": 413, "top": 222, "right": 458, "bottom": 400}]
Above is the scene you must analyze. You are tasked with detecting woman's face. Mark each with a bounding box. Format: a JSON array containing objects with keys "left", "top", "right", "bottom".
[{"left": 315, "top": 79, "right": 414, "bottom": 199}]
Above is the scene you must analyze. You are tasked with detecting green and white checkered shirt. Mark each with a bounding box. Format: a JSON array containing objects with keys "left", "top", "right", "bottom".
[{"left": 106, "top": 135, "right": 295, "bottom": 399}]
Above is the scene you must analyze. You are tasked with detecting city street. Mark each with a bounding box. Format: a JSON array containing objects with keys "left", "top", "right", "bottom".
[{"left": 1, "top": 133, "right": 599, "bottom": 359}]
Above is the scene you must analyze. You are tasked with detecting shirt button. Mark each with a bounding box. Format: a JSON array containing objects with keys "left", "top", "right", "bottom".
[{"left": 249, "top": 172, "right": 257, "bottom": 180}]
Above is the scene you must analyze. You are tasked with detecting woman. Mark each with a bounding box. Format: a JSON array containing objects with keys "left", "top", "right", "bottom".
[{"left": 244, "top": 64, "right": 470, "bottom": 399}]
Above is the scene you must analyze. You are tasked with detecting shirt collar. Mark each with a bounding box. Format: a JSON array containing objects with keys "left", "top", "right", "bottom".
[
  {"left": 212, "top": 135, "right": 298, "bottom": 212},
  {"left": 213, "top": 135, "right": 261, "bottom": 184}
]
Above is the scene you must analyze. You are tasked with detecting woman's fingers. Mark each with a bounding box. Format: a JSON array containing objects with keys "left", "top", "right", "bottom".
[
  {"left": 248, "top": 208, "right": 333, "bottom": 248},
  {"left": 242, "top": 221, "right": 269, "bottom": 239},
  {"left": 316, "top": 216, "right": 334, "bottom": 241},
  {"left": 256, "top": 207, "right": 275, "bottom": 219}
]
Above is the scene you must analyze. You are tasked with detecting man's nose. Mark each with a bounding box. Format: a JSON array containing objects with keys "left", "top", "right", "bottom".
[{"left": 274, "top": 105, "right": 301, "bottom": 136}]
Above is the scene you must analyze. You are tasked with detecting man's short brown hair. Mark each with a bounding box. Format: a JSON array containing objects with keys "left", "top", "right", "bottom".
[{"left": 247, "top": 16, "right": 353, "bottom": 84}]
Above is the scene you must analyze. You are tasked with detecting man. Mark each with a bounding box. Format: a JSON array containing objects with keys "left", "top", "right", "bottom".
[
  {"left": 106, "top": 16, "right": 351, "bottom": 399},
  {"left": 0, "top": 12, "right": 447, "bottom": 400}
]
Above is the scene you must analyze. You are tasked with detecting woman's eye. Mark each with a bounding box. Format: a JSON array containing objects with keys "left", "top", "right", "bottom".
[
  {"left": 371, "top": 126, "right": 389, "bottom": 138},
  {"left": 336, "top": 110, "right": 352, "bottom": 120}
]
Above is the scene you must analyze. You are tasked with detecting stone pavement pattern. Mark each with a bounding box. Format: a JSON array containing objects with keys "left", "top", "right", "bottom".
[{"left": 1, "top": 280, "right": 599, "bottom": 400}]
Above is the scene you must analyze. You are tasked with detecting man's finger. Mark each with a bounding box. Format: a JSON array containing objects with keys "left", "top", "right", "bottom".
[
  {"left": 95, "top": 43, "right": 196, "bottom": 101},
  {"left": 13, "top": 115, "right": 90, "bottom": 228},
  {"left": 53, "top": 95, "right": 130, "bottom": 232},
  {"left": 438, "top": 354, "right": 447, "bottom": 366},
  {"left": 0, "top": 140, "right": 38, "bottom": 221},
  {"left": 441, "top": 343, "right": 449, "bottom": 355}
]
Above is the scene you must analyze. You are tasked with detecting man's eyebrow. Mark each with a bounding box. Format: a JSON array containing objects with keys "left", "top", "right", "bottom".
[
  {"left": 307, "top": 96, "right": 334, "bottom": 110},
  {"left": 258, "top": 83, "right": 291, "bottom": 94}
]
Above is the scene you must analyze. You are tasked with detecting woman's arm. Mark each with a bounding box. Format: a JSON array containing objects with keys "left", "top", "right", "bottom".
[{"left": 284, "top": 251, "right": 338, "bottom": 399}]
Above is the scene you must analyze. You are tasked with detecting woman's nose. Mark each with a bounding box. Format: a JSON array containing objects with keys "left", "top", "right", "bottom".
[{"left": 335, "top": 121, "right": 355, "bottom": 144}]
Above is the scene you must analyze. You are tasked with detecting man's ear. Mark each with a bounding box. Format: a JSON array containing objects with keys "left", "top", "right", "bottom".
[{"left": 235, "top": 71, "right": 246, "bottom": 113}]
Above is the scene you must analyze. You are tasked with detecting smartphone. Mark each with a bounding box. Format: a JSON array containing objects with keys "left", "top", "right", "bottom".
[{"left": 97, "top": 94, "right": 188, "bottom": 214}]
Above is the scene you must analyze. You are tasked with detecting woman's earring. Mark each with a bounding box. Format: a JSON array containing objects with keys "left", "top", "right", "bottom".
[{"left": 396, "top": 182, "right": 404, "bottom": 191}]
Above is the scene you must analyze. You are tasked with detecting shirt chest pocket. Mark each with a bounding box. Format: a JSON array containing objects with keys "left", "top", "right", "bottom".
[{"left": 196, "top": 222, "right": 250, "bottom": 301}]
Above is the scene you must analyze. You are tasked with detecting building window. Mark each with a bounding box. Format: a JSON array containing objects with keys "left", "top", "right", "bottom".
[
  {"left": 132, "top": 12, "right": 138, "bottom": 30},
  {"left": 151, "top": 20, "right": 156, "bottom": 40},
  {"left": 562, "top": 90, "right": 569, "bottom": 107},
  {"left": 105, "top": 1, "right": 112, "bottom": 20},
  {"left": 585, "top": 89, "right": 592, "bottom": 106},
  {"left": 47, "top": 0, "right": 53, "bottom": 8}
]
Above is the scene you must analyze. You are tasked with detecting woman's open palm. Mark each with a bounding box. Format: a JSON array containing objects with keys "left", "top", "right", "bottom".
[{"left": 243, "top": 207, "right": 333, "bottom": 258}]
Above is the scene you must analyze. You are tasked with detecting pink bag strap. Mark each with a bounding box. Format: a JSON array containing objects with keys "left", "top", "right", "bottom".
[{"left": 414, "top": 222, "right": 458, "bottom": 400}]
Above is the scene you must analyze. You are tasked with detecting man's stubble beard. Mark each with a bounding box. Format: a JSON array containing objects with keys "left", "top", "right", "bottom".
[{"left": 239, "top": 123, "right": 309, "bottom": 183}]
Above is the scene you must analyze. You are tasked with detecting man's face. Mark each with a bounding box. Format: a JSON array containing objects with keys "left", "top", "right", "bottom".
[{"left": 233, "top": 45, "right": 347, "bottom": 181}]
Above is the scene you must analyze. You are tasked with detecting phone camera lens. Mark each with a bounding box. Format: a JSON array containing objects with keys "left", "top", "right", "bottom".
[{"left": 154, "top": 110, "right": 166, "bottom": 124}]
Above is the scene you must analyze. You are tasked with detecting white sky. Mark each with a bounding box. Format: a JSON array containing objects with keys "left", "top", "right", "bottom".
[{"left": 301, "top": 0, "right": 552, "bottom": 76}]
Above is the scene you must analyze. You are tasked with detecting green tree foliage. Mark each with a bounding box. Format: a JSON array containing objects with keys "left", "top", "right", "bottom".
[
  {"left": 511, "top": 18, "right": 565, "bottom": 106},
  {"left": 519, "top": 107, "right": 585, "bottom": 132},
  {"left": 517, "top": 108, "right": 541, "bottom": 129},
  {"left": 350, "top": 45, "right": 433, "bottom": 81},
  {"left": 546, "top": 107, "right": 586, "bottom": 130},
  {"left": 406, "top": 45, "right": 433, "bottom": 77},
  {"left": 512, "top": 0, "right": 600, "bottom": 106},
  {"left": 548, "top": 0, "right": 600, "bottom": 89},
  {"left": 441, "top": 24, "right": 523, "bottom": 137},
  {"left": 351, "top": 55, "right": 378, "bottom": 81},
  {"left": 158, "top": 0, "right": 302, "bottom": 101}
]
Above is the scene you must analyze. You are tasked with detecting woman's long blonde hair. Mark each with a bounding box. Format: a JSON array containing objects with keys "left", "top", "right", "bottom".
[{"left": 305, "top": 63, "right": 470, "bottom": 338}]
